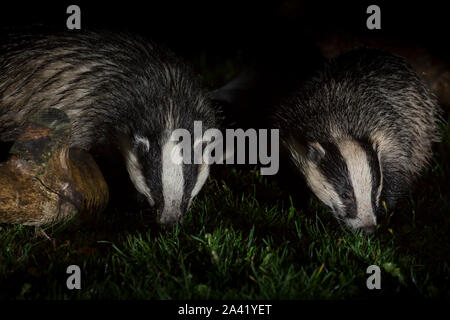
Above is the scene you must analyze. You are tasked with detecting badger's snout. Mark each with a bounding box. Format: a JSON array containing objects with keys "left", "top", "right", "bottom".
[
  {"left": 360, "top": 225, "right": 376, "bottom": 234},
  {"left": 157, "top": 207, "right": 183, "bottom": 228},
  {"left": 343, "top": 214, "right": 377, "bottom": 235}
]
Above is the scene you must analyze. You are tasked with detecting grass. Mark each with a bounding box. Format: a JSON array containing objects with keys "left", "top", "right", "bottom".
[
  {"left": 0, "top": 121, "right": 449, "bottom": 299},
  {"left": 0, "top": 52, "right": 449, "bottom": 300}
]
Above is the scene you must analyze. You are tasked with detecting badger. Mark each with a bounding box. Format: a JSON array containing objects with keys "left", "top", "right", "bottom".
[
  {"left": 0, "top": 30, "right": 217, "bottom": 227},
  {"left": 273, "top": 48, "right": 443, "bottom": 234}
]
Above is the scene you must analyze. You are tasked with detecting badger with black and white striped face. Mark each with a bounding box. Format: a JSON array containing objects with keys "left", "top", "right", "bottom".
[
  {"left": 0, "top": 31, "right": 217, "bottom": 227},
  {"left": 274, "top": 48, "right": 443, "bottom": 234}
]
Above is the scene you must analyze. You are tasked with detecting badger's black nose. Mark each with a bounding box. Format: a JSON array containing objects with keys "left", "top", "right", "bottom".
[
  {"left": 361, "top": 225, "right": 376, "bottom": 235},
  {"left": 157, "top": 212, "right": 183, "bottom": 229},
  {"left": 158, "top": 218, "right": 177, "bottom": 229}
]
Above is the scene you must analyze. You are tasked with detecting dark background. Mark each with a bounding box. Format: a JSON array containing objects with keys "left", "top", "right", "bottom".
[{"left": 0, "top": 1, "right": 448, "bottom": 65}]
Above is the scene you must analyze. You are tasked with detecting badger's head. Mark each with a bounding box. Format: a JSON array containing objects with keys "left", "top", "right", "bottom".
[
  {"left": 120, "top": 131, "right": 212, "bottom": 228},
  {"left": 287, "top": 137, "right": 384, "bottom": 234}
]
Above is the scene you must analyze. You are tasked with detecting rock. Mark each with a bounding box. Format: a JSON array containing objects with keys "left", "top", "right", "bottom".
[{"left": 0, "top": 108, "right": 109, "bottom": 226}]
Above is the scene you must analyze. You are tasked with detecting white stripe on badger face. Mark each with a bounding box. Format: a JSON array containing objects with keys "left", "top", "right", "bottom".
[
  {"left": 304, "top": 161, "right": 344, "bottom": 212},
  {"left": 124, "top": 149, "right": 155, "bottom": 206},
  {"left": 161, "top": 139, "right": 185, "bottom": 223},
  {"left": 188, "top": 163, "right": 210, "bottom": 209},
  {"left": 186, "top": 136, "right": 212, "bottom": 209},
  {"left": 337, "top": 139, "right": 377, "bottom": 228},
  {"left": 285, "top": 139, "right": 344, "bottom": 213}
]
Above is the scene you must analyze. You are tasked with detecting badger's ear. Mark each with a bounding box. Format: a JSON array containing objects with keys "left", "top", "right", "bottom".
[
  {"left": 134, "top": 135, "right": 150, "bottom": 152},
  {"left": 284, "top": 137, "right": 325, "bottom": 166},
  {"left": 371, "top": 139, "right": 383, "bottom": 166},
  {"left": 306, "top": 142, "right": 326, "bottom": 164},
  {"left": 373, "top": 140, "right": 381, "bottom": 157}
]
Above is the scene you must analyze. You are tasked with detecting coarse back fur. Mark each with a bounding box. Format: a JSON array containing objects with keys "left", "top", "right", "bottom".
[{"left": 0, "top": 30, "right": 216, "bottom": 148}]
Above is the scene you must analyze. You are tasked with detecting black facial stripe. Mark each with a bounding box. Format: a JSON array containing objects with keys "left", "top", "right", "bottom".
[
  {"left": 138, "top": 142, "right": 163, "bottom": 206},
  {"left": 317, "top": 142, "right": 357, "bottom": 218}
]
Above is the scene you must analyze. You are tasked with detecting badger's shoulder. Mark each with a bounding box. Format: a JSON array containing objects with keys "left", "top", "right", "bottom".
[{"left": 0, "top": 30, "right": 199, "bottom": 93}]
